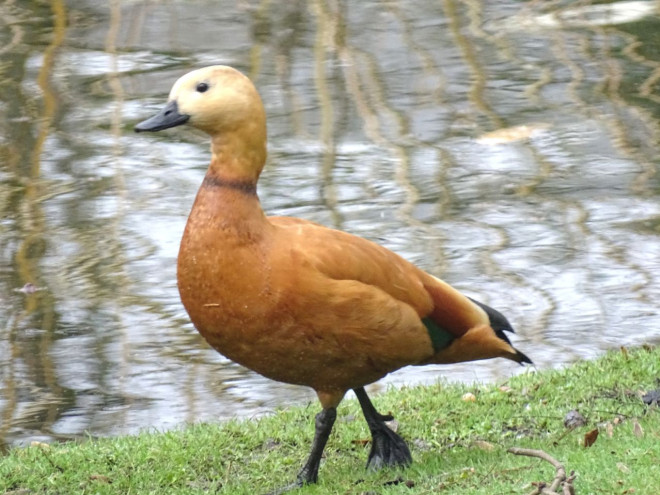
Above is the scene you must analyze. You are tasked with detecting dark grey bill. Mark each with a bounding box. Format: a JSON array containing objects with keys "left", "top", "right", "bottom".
[{"left": 134, "top": 100, "right": 190, "bottom": 132}]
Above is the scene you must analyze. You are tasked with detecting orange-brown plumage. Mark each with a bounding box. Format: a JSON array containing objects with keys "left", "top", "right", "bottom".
[{"left": 135, "top": 65, "right": 531, "bottom": 491}]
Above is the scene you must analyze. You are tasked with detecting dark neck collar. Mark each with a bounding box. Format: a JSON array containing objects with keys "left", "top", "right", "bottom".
[{"left": 202, "top": 175, "right": 257, "bottom": 196}]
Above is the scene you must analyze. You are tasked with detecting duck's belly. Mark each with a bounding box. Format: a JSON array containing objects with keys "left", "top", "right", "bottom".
[
  {"left": 176, "top": 227, "right": 431, "bottom": 393},
  {"left": 181, "top": 292, "right": 391, "bottom": 392}
]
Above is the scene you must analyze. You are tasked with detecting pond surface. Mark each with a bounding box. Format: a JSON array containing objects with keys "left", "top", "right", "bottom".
[{"left": 1, "top": 0, "right": 659, "bottom": 449}]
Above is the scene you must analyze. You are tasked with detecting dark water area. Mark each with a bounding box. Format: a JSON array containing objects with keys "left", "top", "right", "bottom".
[{"left": 1, "top": 0, "right": 659, "bottom": 449}]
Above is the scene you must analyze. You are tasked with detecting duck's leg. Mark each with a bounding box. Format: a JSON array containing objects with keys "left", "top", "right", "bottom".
[
  {"left": 354, "top": 387, "right": 412, "bottom": 470},
  {"left": 267, "top": 407, "right": 337, "bottom": 495}
]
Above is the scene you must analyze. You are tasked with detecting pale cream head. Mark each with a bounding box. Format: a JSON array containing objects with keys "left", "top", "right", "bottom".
[
  {"left": 135, "top": 65, "right": 269, "bottom": 181},
  {"left": 168, "top": 65, "right": 266, "bottom": 137}
]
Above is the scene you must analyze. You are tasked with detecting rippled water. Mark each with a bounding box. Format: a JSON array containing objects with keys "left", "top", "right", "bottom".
[{"left": 1, "top": 0, "right": 659, "bottom": 449}]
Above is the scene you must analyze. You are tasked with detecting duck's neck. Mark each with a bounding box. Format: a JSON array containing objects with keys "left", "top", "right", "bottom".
[
  {"left": 209, "top": 126, "right": 266, "bottom": 183},
  {"left": 190, "top": 131, "right": 268, "bottom": 236}
]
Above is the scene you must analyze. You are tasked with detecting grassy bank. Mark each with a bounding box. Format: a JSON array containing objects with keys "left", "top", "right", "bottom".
[{"left": 2, "top": 347, "right": 659, "bottom": 494}]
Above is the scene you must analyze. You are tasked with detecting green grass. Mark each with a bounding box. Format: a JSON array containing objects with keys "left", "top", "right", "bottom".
[{"left": 2, "top": 346, "right": 659, "bottom": 494}]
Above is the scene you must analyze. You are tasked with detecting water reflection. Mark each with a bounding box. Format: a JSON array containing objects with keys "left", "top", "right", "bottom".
[{"left": 1, "top": 0, "right": 659, "bottom": 449}]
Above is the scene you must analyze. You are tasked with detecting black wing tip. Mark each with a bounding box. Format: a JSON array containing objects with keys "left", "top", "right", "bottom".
[
  {"left": 468, "top": 297, "right": 515, "bottom": 333},
  {"left": 515, "top": 350, "right": 534, "bottom": 366}
]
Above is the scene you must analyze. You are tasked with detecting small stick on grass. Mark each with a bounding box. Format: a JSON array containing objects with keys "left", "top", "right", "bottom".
[
  {"left": 507, "top": 448, "right": 576, "bottom": 495},
  {"left": 38, "top": 448, "right": 64, "bottom": 473}
]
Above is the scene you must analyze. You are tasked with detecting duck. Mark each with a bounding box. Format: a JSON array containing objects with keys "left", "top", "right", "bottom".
[{"left": 135, "top": 65, "right": 531, "bottom": 493}]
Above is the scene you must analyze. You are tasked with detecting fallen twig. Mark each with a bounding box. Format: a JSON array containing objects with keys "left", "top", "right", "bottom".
[
  {"left": 38, "top": 447, "right": 64, "bottom": 473},
  {"left": 508, "top": 447, "right": 576, "bottom": 495}
]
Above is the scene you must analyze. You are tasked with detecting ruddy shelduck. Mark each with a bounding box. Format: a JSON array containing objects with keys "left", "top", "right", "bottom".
[{"left": 135, "top": 65, "right": 531, "bottom": 493}]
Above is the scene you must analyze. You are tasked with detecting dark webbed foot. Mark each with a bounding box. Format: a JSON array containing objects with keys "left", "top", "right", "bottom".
[
  {"left": 265, "top": 407, "right": 337, "bottom": 495},
  {"left": 365, "top": 418, "right": 412, "bottom": 470},
  {"left": 354, "top": 387, "right": 413, "bottom": 470}
]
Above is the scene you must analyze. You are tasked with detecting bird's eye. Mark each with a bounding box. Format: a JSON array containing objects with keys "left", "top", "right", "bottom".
[{"left": 196, "top": 82, "right": 209, "bottom": 93}]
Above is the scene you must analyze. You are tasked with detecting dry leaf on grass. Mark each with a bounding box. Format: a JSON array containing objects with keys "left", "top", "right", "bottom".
[
  {"left": 583, "top": 428, "right": 599, "bottom": 447},
  {"left": 351, "top": 438, "right": 370, "bottom": 446},
  {"left": 90, "top": 475, "right": 111, "bottom": 483},
  {"left": 606, "top": 422, "right": 614, "bottom": 437},
  {"left": 473, "top": 440, "right": 495, "bottom": 451},
  {"left": 30, "top": 441, "right": 50, "bottom": 449}
]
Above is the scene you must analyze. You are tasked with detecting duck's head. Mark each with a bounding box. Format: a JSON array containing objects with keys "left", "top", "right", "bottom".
[
  {"left": 135, "top": 65, "right": 266, "bottom": 135},
  {"left": 135, "top": 66, "right": 267, "bottom": 177}
]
